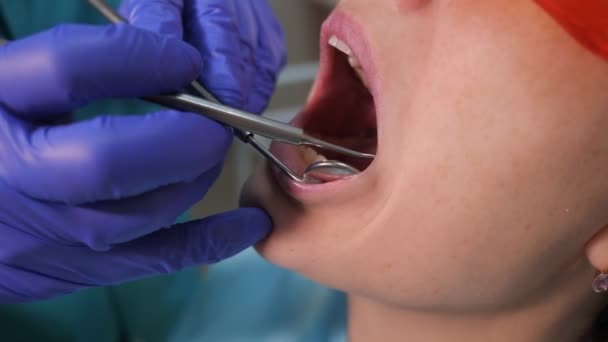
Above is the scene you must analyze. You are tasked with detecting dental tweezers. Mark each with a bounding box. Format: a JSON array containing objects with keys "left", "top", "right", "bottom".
[{"left": 147, "top": 93, "right": 375, "bottom": 159}]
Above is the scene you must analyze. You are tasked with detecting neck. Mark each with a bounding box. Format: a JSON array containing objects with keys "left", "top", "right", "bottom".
[{"left": 348, "top": 270, "right": 604, "bottom": 342}]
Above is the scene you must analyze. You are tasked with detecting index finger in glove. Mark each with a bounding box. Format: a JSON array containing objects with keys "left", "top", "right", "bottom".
[
  {"left": 185, "top": 0, "right": 287, "bottom": 113},
  {"left": 184, "top": 0, "right": 258, "bottom": 110},
  {"left": 119, "top": 0, "right": 184, "bottom": 40},
  {"left": 0, "top": 23, "right": 201, "bottom": 119},
  {"left": 120, "top": 0, "right": 259, "bottom": 110}
]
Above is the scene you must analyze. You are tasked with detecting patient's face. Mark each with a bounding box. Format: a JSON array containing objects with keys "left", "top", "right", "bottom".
[{"left": 242, "top": 0, "right": 608, "bottom": 311}]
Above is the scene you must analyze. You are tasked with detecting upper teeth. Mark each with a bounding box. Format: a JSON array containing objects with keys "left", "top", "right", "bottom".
[
  {"left": 329, "top": 35, "right": 352, "bottom": 55},
  {"left": 328, "top": 35, "right": 370, "bottom": 89}
]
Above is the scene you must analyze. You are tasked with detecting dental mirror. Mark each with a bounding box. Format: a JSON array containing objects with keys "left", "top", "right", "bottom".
[{"left": 302, "top": 160, "right": 360, "bottom": 183}]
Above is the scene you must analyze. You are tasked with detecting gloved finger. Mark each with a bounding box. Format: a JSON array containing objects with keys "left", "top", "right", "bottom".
[
  {"left": 247, "top": 1, "right": 288, "bottom": 114},
  {"left": 0, "top": 23, "right": 201, "bottom": 119},
  {"left": 0, "top": 110, "right": 230, "bottom": 204},
  {"left": 119, "top": 0, "right": 185, "bottom": 40},
  {"left": 79, "top": 164, "right": 224, "bottom": 249},
  {"left": 105, "top": 207, "right": 272, "bottom": 275},
  {"left": 0, "top": 208, "right": 272, "bottom": 294},
  {"left": 0, "top": 262, "right": 81, "bottom": 303},
  {"left": 184, "top": 0, "right": 257, "bottom": 109},
  {"left": 0, "top": 164, "right": 222, "bottom": 252}
]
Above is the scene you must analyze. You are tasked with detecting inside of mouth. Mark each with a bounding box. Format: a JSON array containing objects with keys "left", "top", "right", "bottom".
[{"left": 299, "top": 44, "right": 378, "bottom": 172}]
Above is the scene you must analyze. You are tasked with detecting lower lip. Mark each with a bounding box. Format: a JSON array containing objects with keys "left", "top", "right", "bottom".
[{"left": 269, "top": 140, "right": 364, "bottom": 201}]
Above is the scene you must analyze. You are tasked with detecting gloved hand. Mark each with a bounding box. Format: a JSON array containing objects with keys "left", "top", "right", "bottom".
[
  {"left": 119, "top": 0, "right": 287, "bottom": 113},
  {"left": 0, "top": 18, "right": 282, "bottom": 303}
]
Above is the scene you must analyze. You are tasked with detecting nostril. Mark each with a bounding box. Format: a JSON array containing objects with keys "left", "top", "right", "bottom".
[{"left": 393, "top": 0, "right": 432, "bottom": 13}]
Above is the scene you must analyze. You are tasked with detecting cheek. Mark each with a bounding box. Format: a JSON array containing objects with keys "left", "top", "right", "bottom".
[{"left": 349, "top": 62, "right": 608, "bottom": 311}]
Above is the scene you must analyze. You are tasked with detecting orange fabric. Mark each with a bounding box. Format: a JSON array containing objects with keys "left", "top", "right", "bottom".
[{"left": 536, "top": 0, "right": 608, "bottom": 60}]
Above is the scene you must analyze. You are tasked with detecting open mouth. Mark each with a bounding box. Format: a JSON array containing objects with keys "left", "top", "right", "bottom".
[{"left": 289, "top": 32, "right": 378, "bottom": 178}]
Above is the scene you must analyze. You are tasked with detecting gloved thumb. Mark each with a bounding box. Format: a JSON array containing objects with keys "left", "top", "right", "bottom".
[{"left": 0, "top": 207, "right": 272, "bottom": 302}]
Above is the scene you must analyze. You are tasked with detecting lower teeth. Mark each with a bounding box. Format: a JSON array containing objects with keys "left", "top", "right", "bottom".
[{"left": 301, "top": 146, "right": 327, "bottom": 165}]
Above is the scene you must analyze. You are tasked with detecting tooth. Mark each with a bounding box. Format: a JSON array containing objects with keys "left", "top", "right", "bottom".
[
  {"left": 348, "top": 55, "right": 361, "bottom": 68},
  {"left": 355, "top": 68, "right": 369, "bottom": 88},
  {"left": 329, "top": 35, "right": 370, "bottom": 89},
  {"left": 353, "top": 66, "right": 370, "bottom": 89},
  {"left": 300, "top": 147, "right": 314, "bottom": 164},
  {"left": 301, "top": 146, "right": 327, "bottom": 164},
  {"left": 302, "top": 147, "right": 316, "bottom": 163},
  {"left": 329, "top": 35, "right": 352, "bottom": 56}
]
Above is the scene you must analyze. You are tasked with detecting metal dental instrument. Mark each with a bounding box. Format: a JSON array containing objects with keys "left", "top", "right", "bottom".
[
  {"left": 88, "top": 0, "right": 373, "bottom": 183},
  {"left": 147, "top": 93, "right": 375, "bottom": 160}
]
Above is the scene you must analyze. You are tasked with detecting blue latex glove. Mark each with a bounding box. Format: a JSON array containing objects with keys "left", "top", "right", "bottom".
[
  {"left": 0, "top": 20, "right": 281, "bottom": 303},
  {"left": 119, "top": 0, "right": 287, "bottom": 114}
]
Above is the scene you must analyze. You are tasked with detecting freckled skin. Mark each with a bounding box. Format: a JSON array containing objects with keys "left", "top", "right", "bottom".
[{"left": 241, "top": 0, "right": 608, "bottom": 340}]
